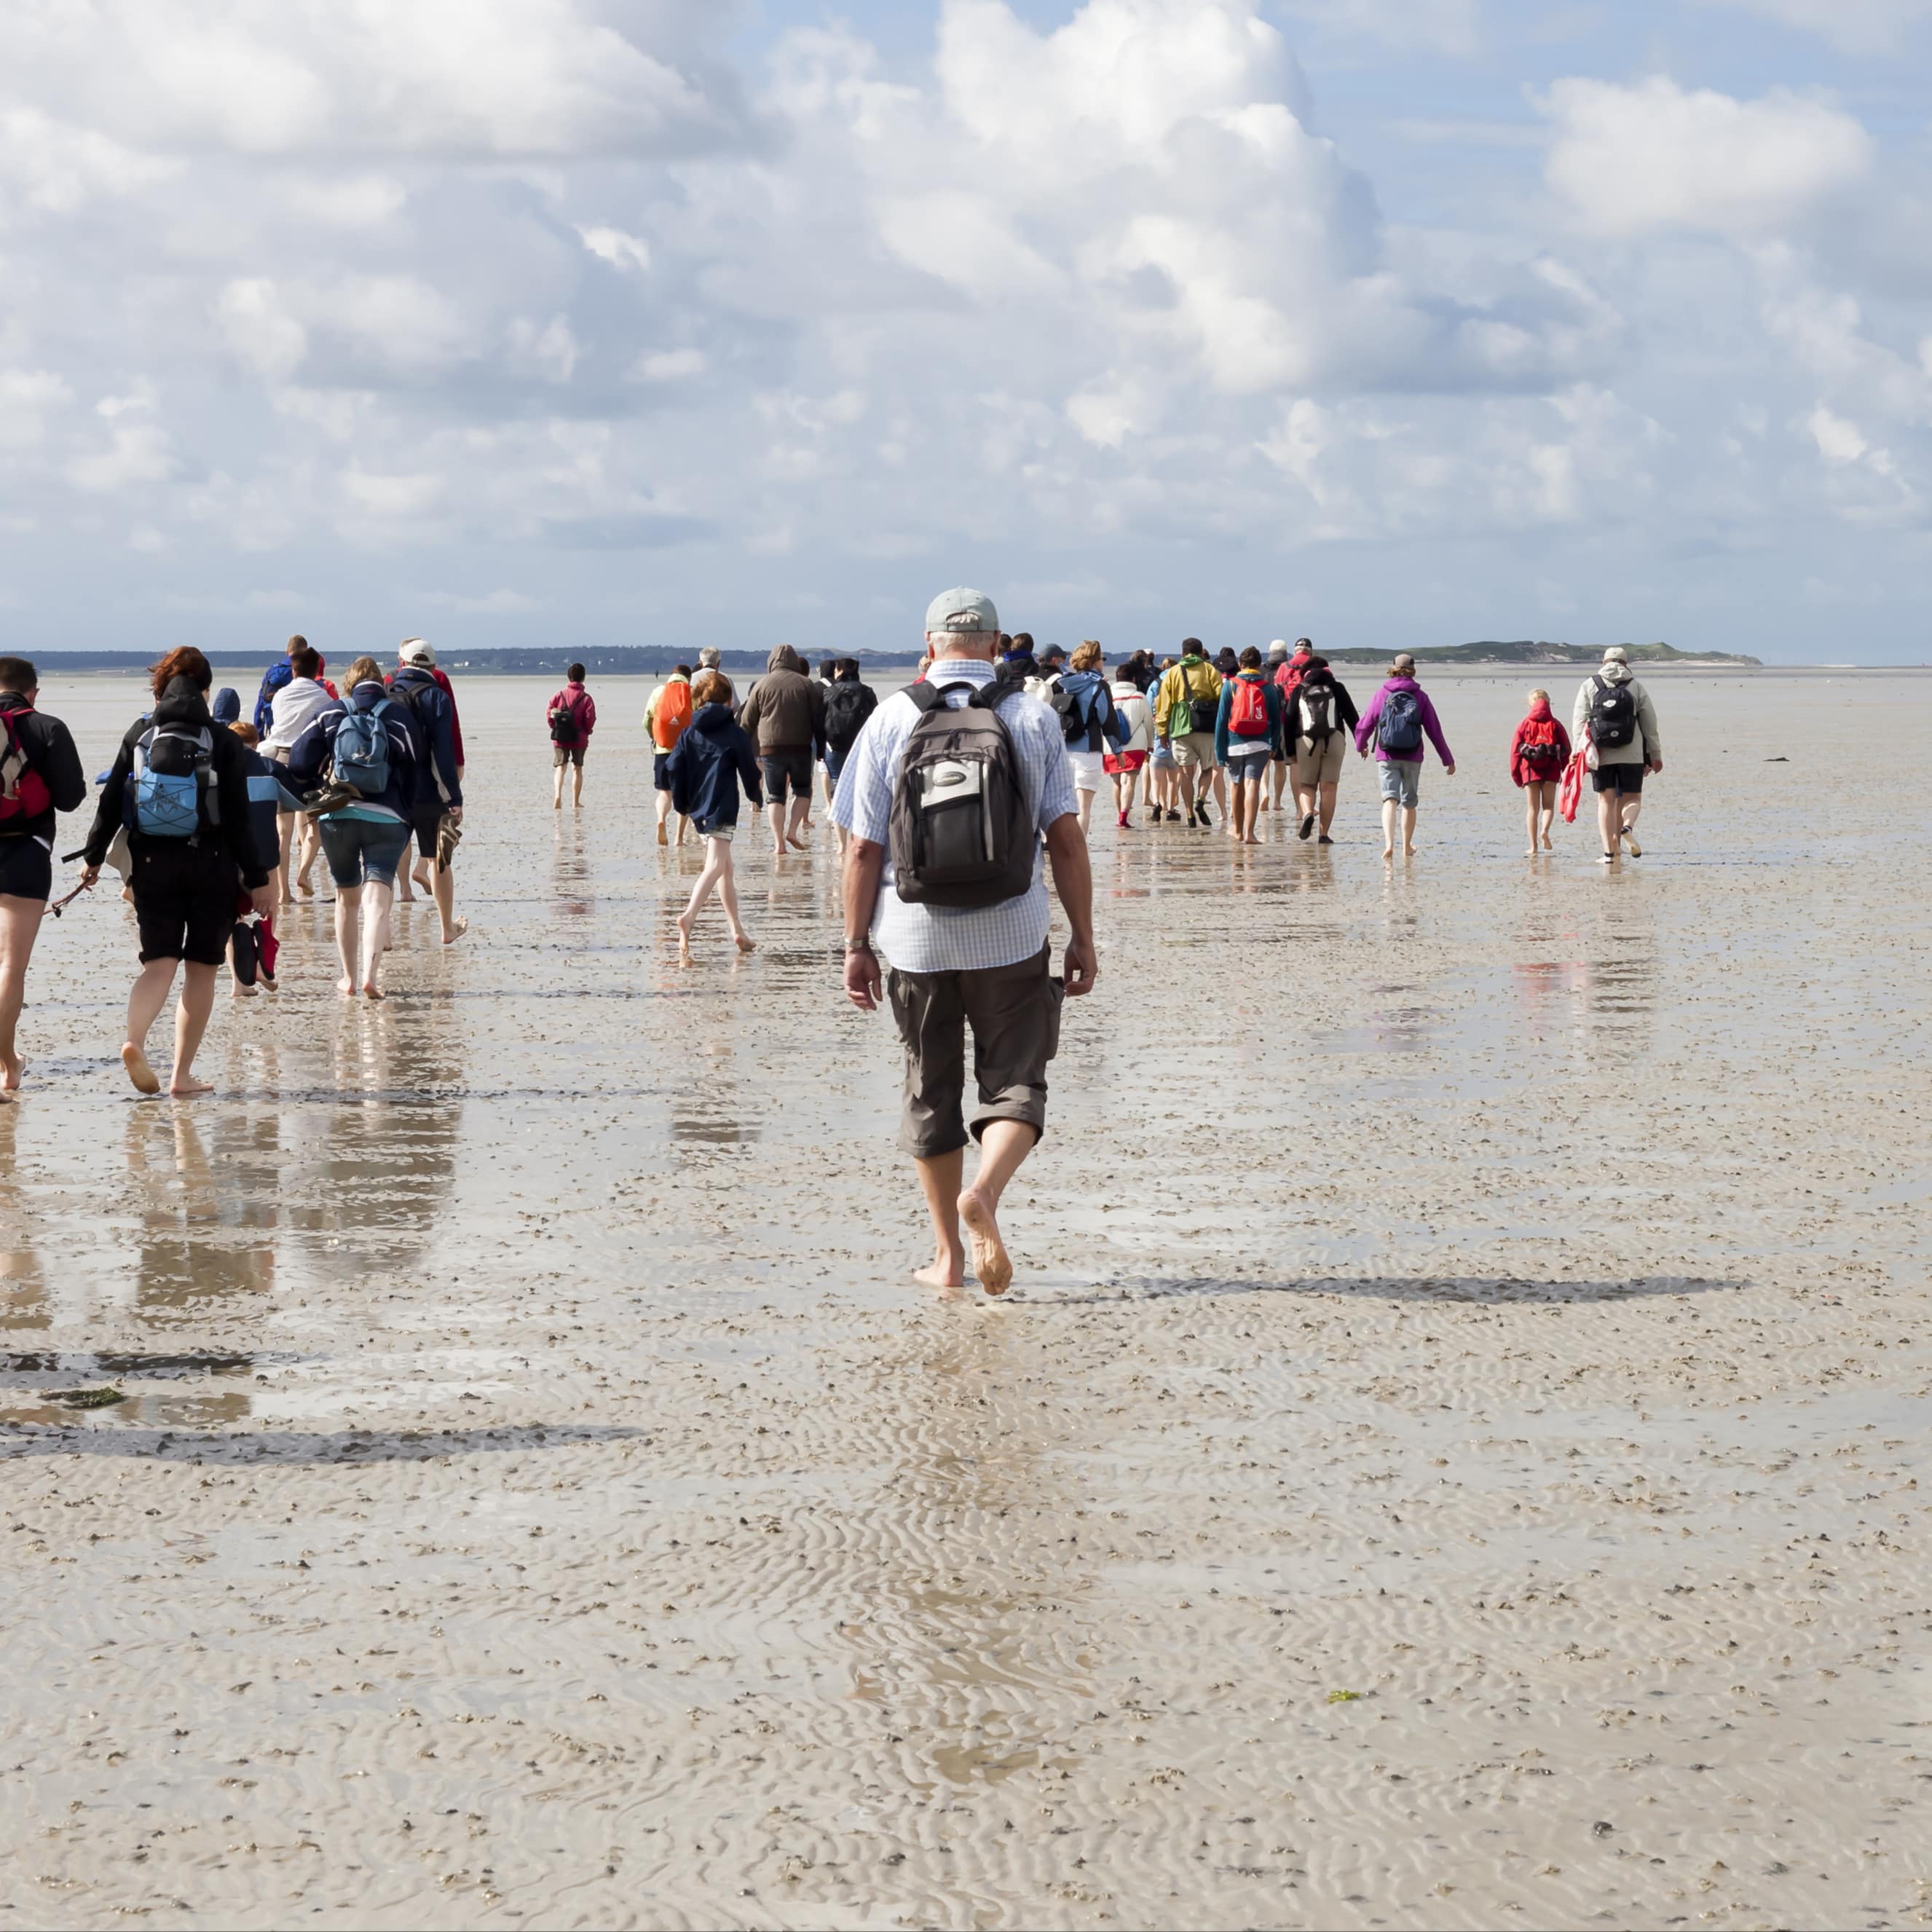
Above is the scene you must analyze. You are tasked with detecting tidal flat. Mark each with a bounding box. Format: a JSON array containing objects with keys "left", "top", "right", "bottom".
[{"left": 4, "top": 669, "right": 1928, "bottom": 1930}]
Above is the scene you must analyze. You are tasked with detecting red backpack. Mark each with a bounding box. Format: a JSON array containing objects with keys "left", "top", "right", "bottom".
[
  {"left": 1229, "top": 676, "right": 1271, "bottom": 738},
  {"left": 0, "top": 708, "right": 51, "bottom": 829}
]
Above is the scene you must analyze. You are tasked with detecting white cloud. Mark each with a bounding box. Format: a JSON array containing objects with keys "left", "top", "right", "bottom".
[
  {"left": 5, "top": 1, "right": 745, "bottom": 159},
  {"left": 0, "top": 0, "right": 1926, "bottom": 660},
  {"left": 634, "top": 348, "right": 706, "bottom": 382},
  {"left": 1695, "top": 0, "right": 1932, "bottom": 53},
  {"left": 577, "top": 225, "right": 651, "bottom": 272},
  {"left": 1808, "top": 403, "right": 1869, "bottom": 464},
  {"left": 66, "top": 422, "right": 175, "bottom": 492},
  {"left": 1542, "top": 77, "right": 1873, "bottom": 236},
  {"left": 342, "top": 469, "right": 445, "bottom": 516},
  {"left": 422, "top": 587, "right": 541, "bottom": 613}
]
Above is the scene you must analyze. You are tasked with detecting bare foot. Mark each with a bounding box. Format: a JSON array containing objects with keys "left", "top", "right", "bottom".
[
  {"left": 770, "top": 844, "right": 786, "bottom": 859},
  {"left": 1403, "top": 844, "right": 1418, "bottom": 857},
  {"left": 1381, "top": 845, "right": 1395, "bottom": 862},
  {"left": 1541, "top": 835, "right": 1555, "bottom": 850},
  {"left": 786, "top": 832, "right": 811, "bottom": 852},
  {"left": 912, "top": 1258, "right": 965, "bottom": 1290},
  {"left": 296, "top": 876, "right": 314, "bottom": 898},
  {"left": 168, "top": 1075, "right": 213, "bottom": 1097},
  {"left": 230, "top": 983, "right": 257, "bottom": 998},
  {"left": 0, "top": 1049, "right": 21, "bottom": 1092},
  {"left": 675, "top": 912, "right": 695, "bottom": 954},
  {"left": 1242, "top": 834, "right": 1261, "bottom": 845},
  {"left": 278, "top": 892, "right": 294, "bottom": 907},
  {"left": 656, "top": 822, "right": 669, "bottom": 847},
  {"left": 121, "top": 1044, "right": 160, "bottom": 1096},
  {"left": 441, "top": 918, "right": 468, "bottom": 947},
  {"left": 361, "top": 983, "right": 385, "bottom": 1001},
  {"left": 338, "top": 974, "right": 356, "bottom": 995},
  {"left": 733, "top": 931, "right": 757, "bottom": 954},
  {"left": 957, "top": 1187, "right": 1012, "bottom": 1296},
  {"left": 260, "top": 977, "right": 277, "bottom": 993}
]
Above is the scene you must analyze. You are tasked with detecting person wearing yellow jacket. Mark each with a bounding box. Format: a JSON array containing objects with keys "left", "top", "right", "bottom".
[{"left": 1154, "top": 639, "right": 1224, "bottom": 828}]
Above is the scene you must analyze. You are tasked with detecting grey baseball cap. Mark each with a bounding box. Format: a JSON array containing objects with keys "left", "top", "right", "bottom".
[{"left": 924, "top": 585, "right": 998, "bottom": 635}]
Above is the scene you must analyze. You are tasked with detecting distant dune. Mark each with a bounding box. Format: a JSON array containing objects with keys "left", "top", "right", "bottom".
[
  {"left": 28, "top": 639, "right": 1762, "bottom": 675},
  {"left": 1317, "top": 641, "right": 1762, "bottom": 667}
]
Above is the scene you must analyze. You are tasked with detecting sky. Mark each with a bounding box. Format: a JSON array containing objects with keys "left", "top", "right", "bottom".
[{"left": 5, "top": 1, "right": 1932, "bottom": 663}]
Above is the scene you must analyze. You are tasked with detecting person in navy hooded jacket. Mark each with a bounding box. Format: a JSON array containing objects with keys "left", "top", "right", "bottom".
[{"left": 666, "top": 669, "right": 763, "bottom": 957}]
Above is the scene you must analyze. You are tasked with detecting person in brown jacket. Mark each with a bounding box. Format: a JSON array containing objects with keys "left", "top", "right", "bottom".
[{"left": 739, "top": 644, "right": 827, "bottom": 856}]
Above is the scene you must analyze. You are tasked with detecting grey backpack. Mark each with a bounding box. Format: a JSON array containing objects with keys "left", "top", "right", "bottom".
[{"left": 889, "top": 679, "right": 1036, "bottom": 908}]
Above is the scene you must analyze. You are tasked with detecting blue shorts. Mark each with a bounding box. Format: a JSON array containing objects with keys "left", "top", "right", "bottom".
[
  {"left": 1377, "top": 760, "right": 1422, "bottom": 808},
  {"left": 823, "top": 746, "right": 847, "bottom": 784},
  {"left": 653, "top": 752, "right": 672, "bottom": 792}
]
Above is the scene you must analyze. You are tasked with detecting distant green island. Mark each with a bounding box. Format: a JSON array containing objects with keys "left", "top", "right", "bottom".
[{"left": 24, "top": 639, "right": 1762, "bottom": 676}]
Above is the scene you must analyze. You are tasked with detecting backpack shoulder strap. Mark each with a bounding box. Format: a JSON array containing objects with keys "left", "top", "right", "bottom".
[{"left": 907, "top": 679, "right": 963, "bottom": 717}]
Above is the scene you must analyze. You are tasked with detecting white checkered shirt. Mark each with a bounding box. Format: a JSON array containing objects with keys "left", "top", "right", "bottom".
[{"left": 831, "top": 658, "right": 1077, "bottom": 974}]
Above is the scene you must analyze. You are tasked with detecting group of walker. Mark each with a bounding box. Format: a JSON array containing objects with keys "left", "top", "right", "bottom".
[{"left": 0, "top": 637, "right": 466, "bottom": 1100}]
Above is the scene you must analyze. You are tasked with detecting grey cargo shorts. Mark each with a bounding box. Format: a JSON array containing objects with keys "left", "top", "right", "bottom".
[{"left": 883, "top": 945, "right": 1064, "bottom": 1159}]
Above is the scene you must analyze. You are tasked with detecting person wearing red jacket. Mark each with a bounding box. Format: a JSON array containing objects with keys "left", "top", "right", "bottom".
[
  {"left": 548, "top": 663, "right": 597, "bottom": 810},
  {"left": 1509, "top": 687, "right": 1572, "bottom": 856}
]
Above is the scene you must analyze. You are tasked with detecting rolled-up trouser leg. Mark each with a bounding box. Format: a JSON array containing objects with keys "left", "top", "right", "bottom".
[
  {"left": 886, "top": 963, "right": 969, "bottom": 1159},
  {"left": 961, "top": 945, "right": 1060, "bottom": 1147}
]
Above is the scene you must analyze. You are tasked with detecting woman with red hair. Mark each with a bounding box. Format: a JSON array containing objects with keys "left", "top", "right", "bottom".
[{"left": 82, "top": 647, "right": 277, "bottom": 1096}]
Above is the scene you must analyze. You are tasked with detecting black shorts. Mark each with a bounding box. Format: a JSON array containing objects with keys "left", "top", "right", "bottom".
[
  {"left": 1591, "top": 764, "right": 1644, "bottom": 795},
  {"left": 411, "top": 804, "right": 443, "bottom": 860},
  {"left": 760, "top": 752, "right": 812, "bottom": 805},
  {"left": 132, "top": 842, "right": 240, "bottom": 966},
  {"left": 653, "top": 752, "right": 672, "bottom": 792},
  {"left": 0, "top": 837, "right": 52, "bottom": 902}
]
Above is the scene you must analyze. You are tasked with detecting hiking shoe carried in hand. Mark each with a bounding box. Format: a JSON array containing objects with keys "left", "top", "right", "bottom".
[{"left": 300, "top": 783, "right": 360, "bottom": 817}]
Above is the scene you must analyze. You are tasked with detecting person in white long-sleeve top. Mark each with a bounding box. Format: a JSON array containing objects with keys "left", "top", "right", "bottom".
[{"left": 261, "top": 644, "right": 335, "bottom": 902}]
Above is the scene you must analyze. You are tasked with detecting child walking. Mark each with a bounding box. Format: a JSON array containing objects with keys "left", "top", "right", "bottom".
[
  {"left": 1509, "top": 687, "right": 1572, "bottom": 855},
  {"left": 665, "top": 669, "right": 762, "bottom": 957}
]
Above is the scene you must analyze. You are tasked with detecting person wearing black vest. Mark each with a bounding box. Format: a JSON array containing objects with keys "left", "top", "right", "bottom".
[{"left": 82, "top": 647, "right": 276, "bottom": 1097}]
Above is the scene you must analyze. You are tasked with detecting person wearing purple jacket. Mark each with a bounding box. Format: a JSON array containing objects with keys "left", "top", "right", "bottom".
[{"left": 1353, "top": 652, "right": 1455, "bottom": 861}]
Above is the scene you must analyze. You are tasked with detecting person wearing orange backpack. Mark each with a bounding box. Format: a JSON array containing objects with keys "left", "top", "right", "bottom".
[
  {"left": 1213, "top": 646, "right": 1285, "bottom": 845},
  {"left": 0, "top": 656, "right": 87, "bottom": 1097},
  {"left": 1510, "top": 687, "right": 1572, "bottom": 856},
  {"left": 645, "top": 663, "right": 695, "bottom": 846}
]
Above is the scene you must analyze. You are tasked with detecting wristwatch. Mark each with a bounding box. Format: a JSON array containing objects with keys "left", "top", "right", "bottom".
[{"left": 844, "top": 938, "right": 874, "bottom": 955}]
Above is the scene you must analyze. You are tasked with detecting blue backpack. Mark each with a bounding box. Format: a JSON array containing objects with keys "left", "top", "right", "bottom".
[
  {"left": 130, "top": 722, "right": 216, "bottom": 838},
  {"left": 331, "top": 699, "right": 395, "bottom": 797},
  {"left": 1378, "top": 687, "right": 1424, "bottom": 755}
]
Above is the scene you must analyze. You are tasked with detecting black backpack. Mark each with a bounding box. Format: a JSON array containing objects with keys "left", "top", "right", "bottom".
[
  {"left": 888, "top": 679, "right": 1035, "bottom": 909},
  {"left": 549, "top": 693, "right": 584, "bottom": 746},
  {"left": 1588, "top": 676, "right": 1636, "bottom": 750},
  {"left": 1298, "top": 682, "right": 1336, "bottom": 747},
  {"left": 823, "top": 679, "right": 875, "bottom": 756}
]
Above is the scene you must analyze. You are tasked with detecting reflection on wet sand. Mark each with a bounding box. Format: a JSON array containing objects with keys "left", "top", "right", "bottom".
[
  {"left": 671, "top": 1036, "right": 759, "bottom": 1146},
  {"left": 123, "top": 1107, "right": 277, "bottom": 1323},
  {"left": 551, "top": 820, "right": 594, "bottom": 918},
  {"left": 0, "top": 1108, "right": 47, "bottom": 1334}
]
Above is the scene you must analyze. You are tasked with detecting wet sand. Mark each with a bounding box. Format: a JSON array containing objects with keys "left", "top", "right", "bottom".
[{"left": 4, "top": 671, "right": 1930, "bottom": 1930}]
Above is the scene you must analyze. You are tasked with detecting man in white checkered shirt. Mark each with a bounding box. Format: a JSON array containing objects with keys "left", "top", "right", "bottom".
[{"left": 832, "top": 585, "right": 1097, "bottom": 1298}]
